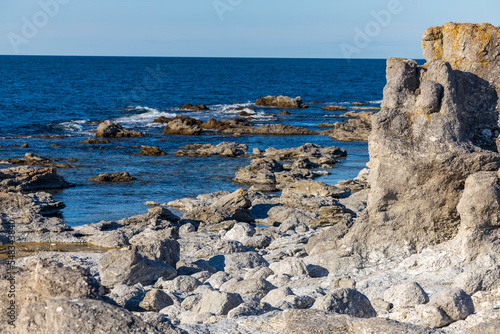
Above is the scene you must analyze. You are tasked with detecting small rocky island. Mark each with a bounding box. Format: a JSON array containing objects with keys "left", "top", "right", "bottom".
[{"left": 1, "top": 23, "right": 500, "bottom": 333}]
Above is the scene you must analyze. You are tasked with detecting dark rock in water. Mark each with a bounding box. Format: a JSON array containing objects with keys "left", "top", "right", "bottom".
[
  {"left": 96, "top": 120, "right": 144, "bottom": 138},
  {"left": 89, "top": 172, "right": 136, "bottom": 182},
  {"left": 0, "top": 166, "right": 72, "bottom": 192},
  {"left": 162, "top": 115, "right": 203, "bottom": 136},
  {"left": 221, "top": 124, "right": 316, "bottom": 135},
  {"left": 179, "top": 103, "right": 209, "bottom": 111},
  {"left": 256, "top": 95, "right": 308, "bottom": 109},
  {"left": 279, "top": 110, "right": 291, "bottom": 115},
  {"left": 80, "top": 138, "right": 111, "bottom": 144},
  {"left": 322, "top": 105, "right": 348, "bottom": 111},
  {"left": 341, "top": 23, "right": 500, "bottom": 260},
  {"left": 134, "top": 145, "right": 167, "bottom": 156}
]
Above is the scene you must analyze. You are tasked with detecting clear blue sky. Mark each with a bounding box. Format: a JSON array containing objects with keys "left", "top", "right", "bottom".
[{"left": 0, "top": 0, "right": 498, "bottom": 59}]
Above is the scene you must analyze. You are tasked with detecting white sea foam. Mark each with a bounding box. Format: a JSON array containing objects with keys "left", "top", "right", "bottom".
[
  {"left": 56, "top": 119, "right": 88, "bottom": 134},
  {"left": 368, "top": 100, "right": 383, "bottom": 104},
  {"left": 116, "top": 106, "right": 177, "bottom": 127}
]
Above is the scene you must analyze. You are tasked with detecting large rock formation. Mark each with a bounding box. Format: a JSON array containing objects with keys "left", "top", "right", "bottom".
[{"left": 345, "top": 23, "right": 500, "bottom": 259}]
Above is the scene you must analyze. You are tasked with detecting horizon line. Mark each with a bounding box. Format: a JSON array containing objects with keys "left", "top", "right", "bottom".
[{"left": 0, "top": 54, "right": 425, "bottom": 60}]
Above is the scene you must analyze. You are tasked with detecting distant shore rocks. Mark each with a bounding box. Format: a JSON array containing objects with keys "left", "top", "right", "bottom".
[
  {"left": 322, "top": 105, "right": 348, "bottom": 111},
  {"left": 96, "top": 120, "right": 144, "bottom": 138},
  {"left": 256, "top": 96, "right": 308, "bottom": 109},
  {"left": 179, "top": 103, "right": 209, "bottom": 111},
  {"left": 89, "top": 172, "right": 137, "bottom": 182}
]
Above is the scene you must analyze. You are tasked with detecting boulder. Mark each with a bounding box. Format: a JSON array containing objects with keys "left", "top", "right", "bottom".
[
  {"left": 269, "top": 258, "right": 308, "bottom": 277},
  {"left": 155, "top": 275, "right": 201, "bottom": 292},
  {"left": 139, "top": 289, "right": 174, "bottom": 311},
  {"left": 223, "top": 222, "right": 256, "bottom": 242},
  {"left": 96, "top": 120, "right": 143, "bottom": 138},
  {"left": 16, "top": 298, "right": 164, "bottom": 334},
  {"left": 312, "top": 288, "right": 376, "bottom": 318},
  {"left": 108, "top": 283, "right": 146, "bottom": 310},
  {"left": 220, "top": 278, "right": 275, "bottom": 299},
  {"left": 98, "top": 246, "right": 177, "bottom": 288},
  {"left": 419, "top": 287, "right": 474, "bottom": 328},
  {"left": 208, "top": 252, "right": 269, "bottom": 272},
  {"left": 383, "top": 282, "right": 429, "bottom": 309},
  {"left": 192, "top": 290, "right": 243, "bottom": 316}
]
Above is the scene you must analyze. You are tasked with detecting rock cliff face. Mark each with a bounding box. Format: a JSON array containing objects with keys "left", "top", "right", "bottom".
[{"left": 346, "top": 23, "right": 500, "bottom": 258}]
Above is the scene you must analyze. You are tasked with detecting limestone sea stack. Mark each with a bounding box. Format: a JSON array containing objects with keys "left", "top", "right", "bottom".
[{"left": 342, "top": 22, "right": 500, "bottom": 260}]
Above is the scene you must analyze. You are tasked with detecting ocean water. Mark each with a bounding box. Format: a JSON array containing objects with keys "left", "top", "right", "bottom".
[{"left": 0, "top": 56, "right": 388, "bottom": 226}]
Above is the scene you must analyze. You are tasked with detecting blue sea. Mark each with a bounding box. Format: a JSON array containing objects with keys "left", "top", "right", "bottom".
[{"left": 0, "top": 56, "right": 388, "bottom": 226}]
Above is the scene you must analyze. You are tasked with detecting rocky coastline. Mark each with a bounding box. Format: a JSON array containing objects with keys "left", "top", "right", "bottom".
[{"left": 1, "top": 22, "right": 500, "bottom": 334}]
